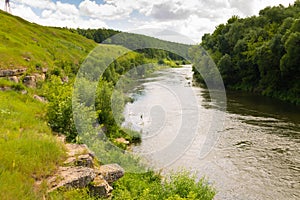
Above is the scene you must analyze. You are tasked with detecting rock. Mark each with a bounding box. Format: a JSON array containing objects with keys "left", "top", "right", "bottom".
[
  {"left": 8, "top": 76, "right": 19, "bottom": 83},
  {"left": 64, "top": 143, "right": 95, "bottom": 168},
  {"left": 65, "top": 143, "right": 94, "bottom": 158},
  {"left": 33, "top": 73, "right": 46, "bottom": 82},
  {"left": 42, "top": 68, "right": 48, "bottom": 73},
  {"left": 64, "top": 154, "right": 94, "bottom": 168},
  {"left": 62, "top": 76, "right": 69, "bottom": 83},
  {"left": 48, "top": 166, "right": 96, "bottom": 192},
  {"left": 96, "top": 164, "right": 125, "bottom": 184},
  {"left": 23, "top": 76, "right": 36, "bottom": 88},
  {"left": 0, "top": 86, "right": 11, "bottom": 91},
  {"left": 115, "top": 137, "right": 130, "bottom": 145},
  {"left": 33, "top": 95, "right": 47, "bottom": 103},
  {"left": 56, "top": 134, "right": 66, "bottom": 143},
  {"left": 89, "top": 176, "right": 113, "bottom": 197},
  {"left": 0, "top": 68, "right": 27, "bottom": 77},
  {"left": 46, "top": 141, "right": 123, "bottom": 197}
]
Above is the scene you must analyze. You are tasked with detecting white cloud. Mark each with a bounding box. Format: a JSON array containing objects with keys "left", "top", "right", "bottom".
[
  {"left": 10, "top": 1, "right": 108, "bottom": 29},
  {"left": 79, "top": 0, "right": 132, "bottom": 19},
  {"left": 14, "top": 0, "right": 56, "bottom": 10},
  {"left": 6, "top": 0, "right": 298, "bottom": 43}
]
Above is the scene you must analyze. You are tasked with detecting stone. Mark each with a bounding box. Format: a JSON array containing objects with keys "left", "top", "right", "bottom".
[
  {"left": 56, "top": 134, "right": 66, "bottom": 143},
  {"left": 0, "top": 68, "right": 27, "bottom": 77},
  {"left": 89, "top": 176, "right": 113, "bottom": 197},
  {"left": 23, "top": 76, "right": 36, "bottom": 88},
  {"left": 65, "top": 143, "right": 94, "bottom": 158},
  {"left": 47, "top": 166, "right": 96, "bottom": 192},
  {"left": 8, "top": 76, "right": 19, "bottom": 83},
  {"left": 96, "top": 164, "right": 125, "bottom": 184},
  {"left": 42, "top": 68, "right": 48, "bottom": 73},
  {"left": 115, "top": 137, "right": 130, "bottom": 145},
  {"left": 64, "top": 154, "right": 94, "bottom": 168},
  {"left": 33, "top": 73, "right": 46, "bottom": 81},
  {"left": 62, "top": 76, "right": 69, "bottom": 83},
  {"left": 33, "top": 95, "right": 47, "bottom": 103},
  {"left": 0, "top": 86, "right": 11, "bottom": 91}
]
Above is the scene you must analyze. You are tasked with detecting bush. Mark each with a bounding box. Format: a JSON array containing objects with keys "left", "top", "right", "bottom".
[
  {"left": 42, "top": 75, "right": 77, "bottom": 142},
  {"left": 112, "top": 171, "right": 215, "bottom": 200}
]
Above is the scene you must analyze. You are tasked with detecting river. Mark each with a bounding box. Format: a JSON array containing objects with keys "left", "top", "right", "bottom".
[{"left": 122, "top": 65, "right": 300, "bottom": 200}]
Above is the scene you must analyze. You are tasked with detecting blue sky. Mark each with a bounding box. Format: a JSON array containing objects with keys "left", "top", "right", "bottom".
[{"left": 4, "top": 0, "right": 297, "bottom": 43}]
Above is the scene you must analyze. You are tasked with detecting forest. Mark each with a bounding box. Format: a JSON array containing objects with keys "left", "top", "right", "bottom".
[
  {"left": 74, "top": 28, "right": 190, "bottom": 62},
  {"left": 192, "top": 1, "right": 300, "bottom": 105}
]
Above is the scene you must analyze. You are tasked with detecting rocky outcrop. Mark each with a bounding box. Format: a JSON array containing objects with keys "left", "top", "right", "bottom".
[
  {"left": 47, "top": 139, "right": 124, "bottom": 198},
  {"left": 32, "top": 73, "right": 46, "bottom": 82},
  {"left": 89, "top": 176, "right": 113, "bottom": 197},
  {"left": 1, "top": 68, "right": 47, "bottom": 89},
  {"left": 0, "top": 68, "right": 27, "bottom": 77},
  {"left": 23, "top": 76, "right": 36, "bottom": 88},
  {"left": 48, "top": 166, "right": 96, "bottom": 192},
  {"left": 96, "top": 164, "right": 125, "bottom": 184}
]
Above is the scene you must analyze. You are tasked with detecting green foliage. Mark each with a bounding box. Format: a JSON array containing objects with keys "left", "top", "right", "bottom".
[
  {"left": 193, "top": 2, "right": 300, "bottom": 104},
  {"left": 41, "top": 75, "right": 77, "bottom": 142},
  {"left": 48, "top": 188, "right": 98, "bottom": 200},
  {"left": 112, "top": 171, "right": 215, "bottom": 200},
  {"left": 76, "top": 28, "right": 191, "bottom": 63}
]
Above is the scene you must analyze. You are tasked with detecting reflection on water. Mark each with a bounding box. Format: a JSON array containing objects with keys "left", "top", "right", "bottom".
[{"left": 123, "top": 65, "right": 300, "bottom": 200}]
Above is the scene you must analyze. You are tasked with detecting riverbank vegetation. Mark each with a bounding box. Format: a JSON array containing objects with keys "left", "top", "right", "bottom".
[
  {"left": 192, "top": 1, "right": 300, "bottom": 105},
  {"left": 0, "top": 11, "right": 215, "bottom": 200}
]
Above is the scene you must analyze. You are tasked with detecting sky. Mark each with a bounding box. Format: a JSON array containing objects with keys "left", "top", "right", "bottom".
[{"left": 3, "top": 0, "right": 297, "bottom": 43}]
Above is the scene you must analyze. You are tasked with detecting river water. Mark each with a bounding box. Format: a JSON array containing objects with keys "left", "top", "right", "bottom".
[{"left": 122, "top": 65, "right": 300, "bottom": 200}]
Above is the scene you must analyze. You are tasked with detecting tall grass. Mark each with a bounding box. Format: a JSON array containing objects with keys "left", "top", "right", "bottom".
[{"left": 0, "top": 91, "right": 65, "bottom": 199}]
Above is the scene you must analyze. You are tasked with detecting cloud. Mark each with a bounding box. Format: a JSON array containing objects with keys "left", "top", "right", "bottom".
[
  {"left": 10, "top": 1, "right": 108, "bottom": 29},
  {"left": 228, "top": 0, "right": 256, "bottom": 16},
  {"left": 5, "top": 0, "right": 298, "bottom": 43},
  {"left": 79, "top": 0, "right": 132, "bottom": 20},
  {"left": 150, "top": 2, "right": 190, "bottom": 21},
  {"left": 14, "top": 0, "right": 56, "bottom": 10}
]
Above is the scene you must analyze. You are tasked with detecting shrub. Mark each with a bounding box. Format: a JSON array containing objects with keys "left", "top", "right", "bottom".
[{"left": 112, "top": 170, "right": 215, "bottom": 200}]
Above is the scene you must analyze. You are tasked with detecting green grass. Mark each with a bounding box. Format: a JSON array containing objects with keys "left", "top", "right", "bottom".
[
  {"left": 0, "top": 91, "right": 65, "bottom": 200},
  {"left": 112, "top": 171, "right": 216, "bottom": 200},
  {"left": 0, "top": 10, "right": 96, "bottom": 71}
]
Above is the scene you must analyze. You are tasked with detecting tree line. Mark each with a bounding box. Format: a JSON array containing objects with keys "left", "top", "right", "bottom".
[
  {"left": 192, "top": 1, "right": 300, "bottom": 105},
  {"left": 73, "top": 28, "right": 191, "bottom": 62}
]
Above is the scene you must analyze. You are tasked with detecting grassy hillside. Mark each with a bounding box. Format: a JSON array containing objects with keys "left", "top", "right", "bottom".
[
  {"left": 0, "top": 91, "right": 65, "bottom": 200},
  {"left": 0, "top": 11, "right": 96, "bottom": 199},
  {"left": 0, "top": 10, "right": 96, "bottom": 70}
]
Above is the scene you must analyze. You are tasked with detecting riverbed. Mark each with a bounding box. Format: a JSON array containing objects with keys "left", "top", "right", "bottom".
[{"left": 122, "top": 65, "right": 300, "bottom": 200}]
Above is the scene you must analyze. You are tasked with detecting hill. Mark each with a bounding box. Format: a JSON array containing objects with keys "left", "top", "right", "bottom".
[{"left": 0, "top": 10, "right": 96, "bottom": 70}]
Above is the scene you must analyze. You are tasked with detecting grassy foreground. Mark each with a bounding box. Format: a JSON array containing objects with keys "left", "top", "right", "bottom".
[{"left": 0, "top": 91, "right": 65, "bottom": 200}]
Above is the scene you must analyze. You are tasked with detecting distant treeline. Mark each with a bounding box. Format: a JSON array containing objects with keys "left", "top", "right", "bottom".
[
  {"left": 192, "top": 1, "right": 300, "bottom": 105},
  {"left": 73, "top": 28, "right": 191, "bottom": 61}
]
